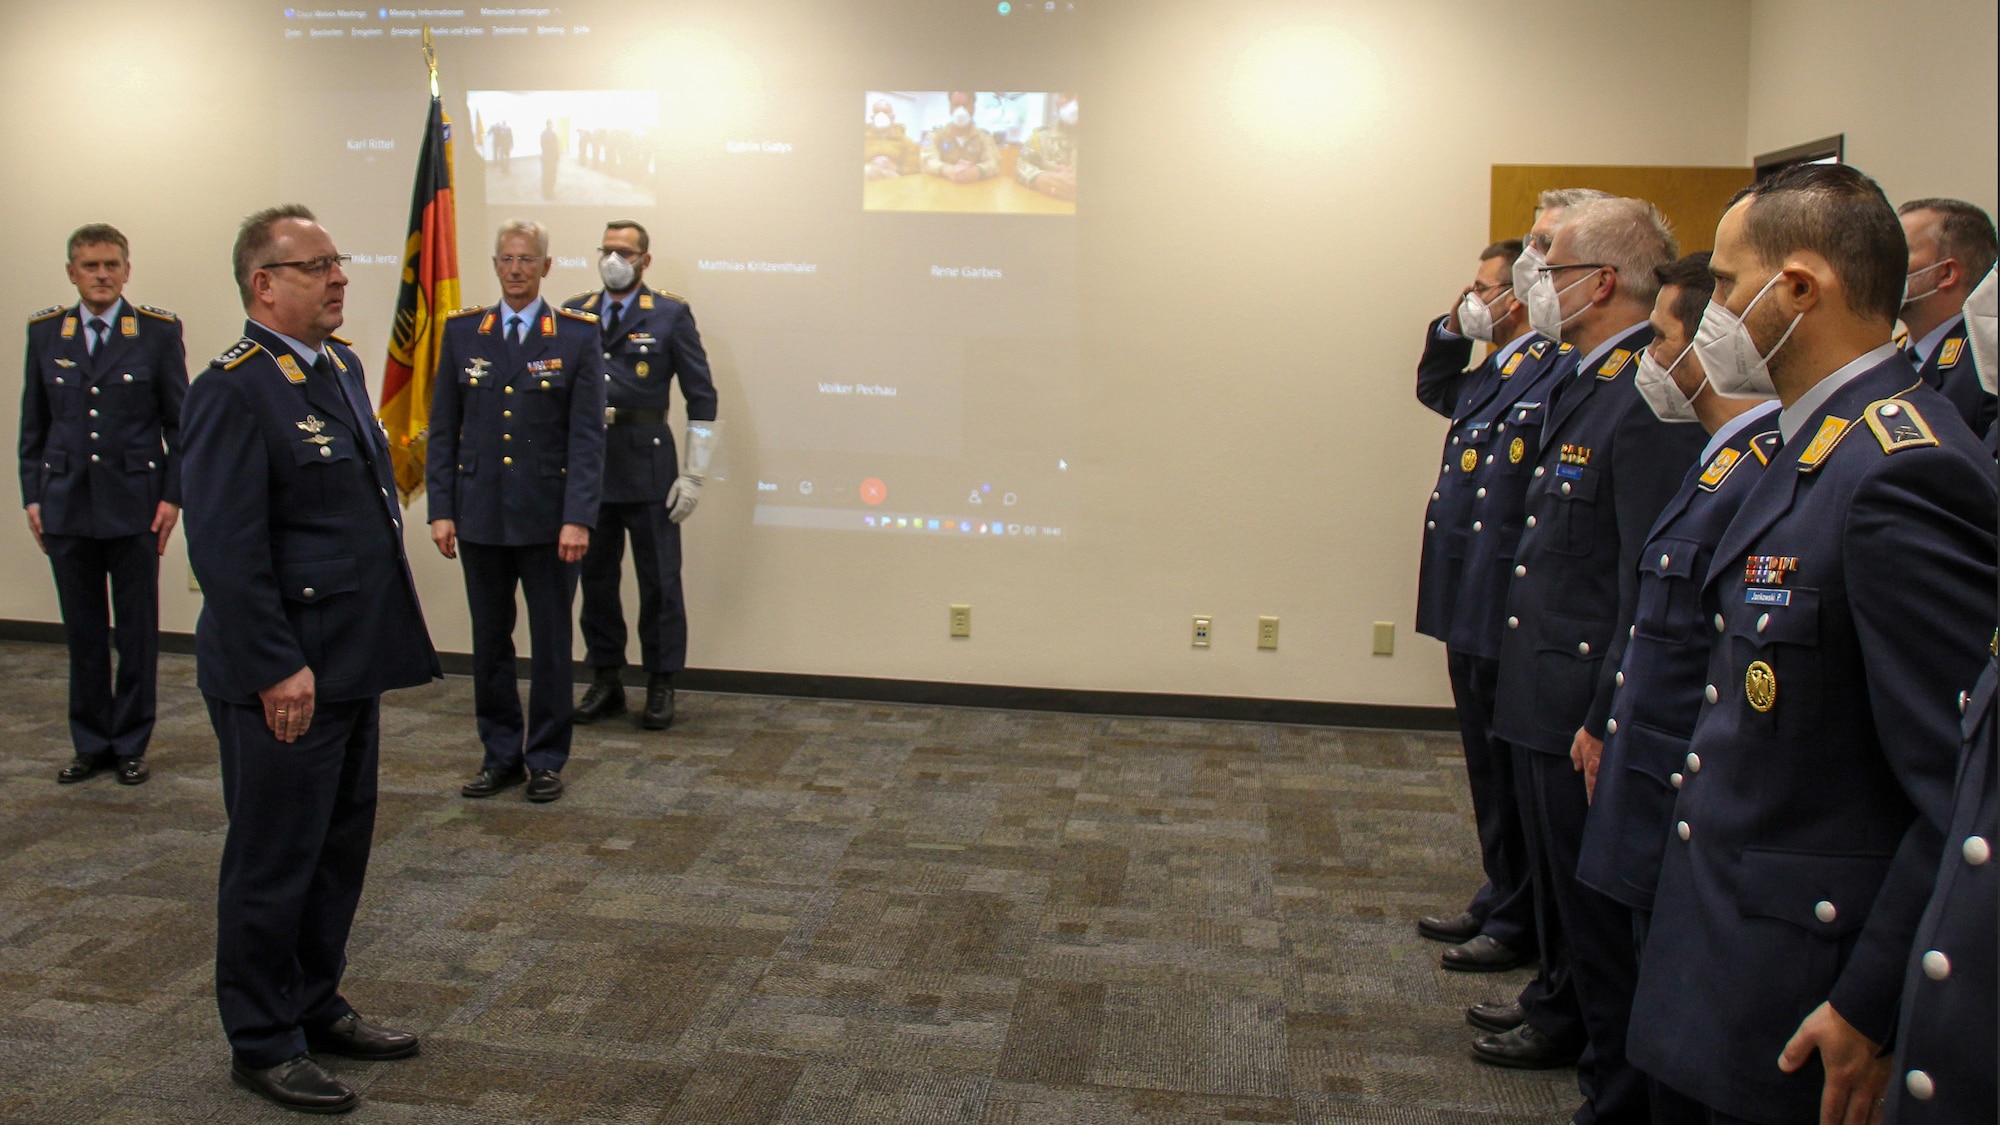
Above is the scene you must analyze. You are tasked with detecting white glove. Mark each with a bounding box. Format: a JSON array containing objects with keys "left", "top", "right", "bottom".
[{"left": 665, "top": 421, "right": 719, "bottom": 524}]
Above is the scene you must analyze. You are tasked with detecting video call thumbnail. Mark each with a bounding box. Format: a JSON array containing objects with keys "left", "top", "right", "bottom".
[
  {"left": 863, "top": 91, "right": 1077, "bottom": 215},
  {"left": 466, "top": 90, "right": 662, "bottom": 207}
]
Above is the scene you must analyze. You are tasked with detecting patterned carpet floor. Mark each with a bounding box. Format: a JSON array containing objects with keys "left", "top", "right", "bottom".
[{"left": 0, "top": 641, "right": 1574, "bottom": 1123}]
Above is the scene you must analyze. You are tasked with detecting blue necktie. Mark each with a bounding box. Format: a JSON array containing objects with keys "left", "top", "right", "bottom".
[
  {"left": 508, "top": 314, "right": 525, "bottom": 346},
  {"left": 88, "top": 317, "right": 108, "bottom": 355}
]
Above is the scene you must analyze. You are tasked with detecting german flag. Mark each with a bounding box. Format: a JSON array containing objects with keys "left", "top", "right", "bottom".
[{"left": 378, "top": 95, "right": 460, "bottom": 502}]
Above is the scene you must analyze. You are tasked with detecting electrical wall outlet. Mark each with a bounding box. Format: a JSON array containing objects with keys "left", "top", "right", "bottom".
[
  {"left": 1372, "top": 621, "right": 1396, "bottom": 656},
  {"left": 1192, "top": 616, "right": 1212, "bottom": 647},
  {"left": 1257, "top": 615, "right": 1279, "bottom": 650},
  {"left": 949, "top": 604, "right": 972, "bottom": 638}
]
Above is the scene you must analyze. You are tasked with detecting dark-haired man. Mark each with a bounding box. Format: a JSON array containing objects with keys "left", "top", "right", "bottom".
[
  {"left": 564, "top": 220, "right": 718, "bottom": 730},
  {"left": 182, "top": 205, "right": 440, "bottom": 1112},
  {"left": 921, "top": 92, "right": 998, "bottom": 184},
  {"left": 1897, "top": 198, "right": 1997, "bottom": 435},
  {"left": 20, "top": 224, "right": 187, "bottom": 785},
  {"left": 1631, "top": 164, "right": 1996, "bottom": 1125}
]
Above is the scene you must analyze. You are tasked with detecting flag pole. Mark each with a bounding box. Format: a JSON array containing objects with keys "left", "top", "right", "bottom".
[{"left": 422, "top": 26, "right": 439, "bottom": 98}]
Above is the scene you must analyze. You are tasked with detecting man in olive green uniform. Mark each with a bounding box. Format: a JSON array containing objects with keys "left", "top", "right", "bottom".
[
  {"left": 920, "top": 91, "right": 998, "bottom": 184},
  {"left": 864, "top": 99, "right": 920, "bottom": 180},
  {"left": 1017, "top": 92, "right": 1077, "bottom": 202}
]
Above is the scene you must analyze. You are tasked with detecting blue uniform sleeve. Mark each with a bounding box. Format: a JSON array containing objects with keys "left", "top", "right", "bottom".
[
  {"left": 1826, "top": 444, "right": 1999, "bottom": 1042},
  {"left": 181, "top": 371, "right": 307, "bottom": 693},
  {"left": 1587, "top": 396, "right": 1705, "bottom": 737},
  {"left": 1415, "top": 316, "right": 1477, "bottom": 418},
  {"left": 671, "top": 303, "right": 719, "bottom": 423},
  {"left": 17, "top": 328, "right": 50, "bottom": 508},
  {"left": 156, "top": 319, "right": 189, "bottom": 507},
  {"left": 425, "top": 327, "right": 463, "bottom": 523},
  {"left": 561, "top": 333, "right": 608, "bottom": 527}
]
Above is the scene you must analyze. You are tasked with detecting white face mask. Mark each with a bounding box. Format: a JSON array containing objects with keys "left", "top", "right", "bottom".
[
  {"left": 1457, "top": 288, "right": 1511, "bottom": 344},
  {"left": 1513, "top": 243, "right": 1546, "bottom": 305},
  {"left": 1693, "top": 272, "right": 1802, "bottom": 399},
  {"left": 872, "top": 112, "right": 892, "bottom": 129},
  {"left": 1902, "top": 259, "right": 1948, "bottom": 308},
  {"left": 599, "top": 252, "right": 637, "bottom": 292},
  {"left": 1635, "top": 341, "right": 1708, "bottom": 423},
  {"left": 1526, "top": 267, "right": 1599, "bottom": 345},
  {"left": 951, "top": 107, "right": 972, "bottom": 128},
  {"left": 1966, "top": 266, "right": 1998, "bottom": 395},
  {"left": 1058, "top": 100, "right": 1078, "bottom": 126}
]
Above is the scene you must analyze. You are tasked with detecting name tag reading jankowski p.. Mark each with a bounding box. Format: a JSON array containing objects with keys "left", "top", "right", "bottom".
[{"left": 1745, "top": 588, "right": 1791, "bottom": 606}]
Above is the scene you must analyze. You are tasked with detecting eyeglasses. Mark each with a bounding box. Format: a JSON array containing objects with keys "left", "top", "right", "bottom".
[
  {"left": 596, "top": 247, "right": 643, "bottom": 260},
  {"left": 495, "top": 255, "right": 548, "bottom": 267},
  {"left": 260, "top": 255, "right": 351, "bottom": 277},
  {"left": 1536, "top": 262, "right": 1613, "bottom": 277}
]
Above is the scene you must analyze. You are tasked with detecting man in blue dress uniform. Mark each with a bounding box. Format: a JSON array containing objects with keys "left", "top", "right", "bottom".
[
  {"left": 428, "top": 219, "right": 608, "bottom": 804},
  {"left": 182, "top": 205, "right": 441, "bottom": 1113},
  {"left": 563, "top": 220, "right": 719, "bottom": 730},
  {"left": 20, "top": 223, "right": 187, "bottom": 785},
  {"left": 1895, "top": 198, "right": 1996, "bottom": 436},
  {"left": 1482, "top": 198, "right": 1706, "bottom": 1122},
  {"left": 1630, "top": 164, "right": 1997, "bottom": 1125}
]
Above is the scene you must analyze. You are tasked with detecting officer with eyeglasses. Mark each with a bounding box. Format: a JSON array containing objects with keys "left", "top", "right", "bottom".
[
  {"left": 180, "top": 204, "right": 440, "bottom": 1113},
  {"left": 560, "top": 220, "right": 718, "bottom": 731},
  {"left": 428, "top": 219, "right": 607, "bottom": 804},
  {"left": 20, "top": 222, "right": 188, "bottom": 786}
]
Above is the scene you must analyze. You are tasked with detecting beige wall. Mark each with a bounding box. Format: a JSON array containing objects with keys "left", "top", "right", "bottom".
[
  {"left": 18, "top": 0, "right": 1974, "bottom": 711},
  {"left": 1748, "top": 0, "right": 1999, "bottom": 215}
]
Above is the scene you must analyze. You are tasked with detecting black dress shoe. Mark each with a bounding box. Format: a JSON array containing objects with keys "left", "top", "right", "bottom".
[
  {"left": 525, "top": 768, "right": 565, "bottom": 803},
  {"left": 305, "top": 1012, "right": 420, "bottom": 1060},
  {"left": 574, "top": 673, "right": 626, "bottom": 725},
  {"left": 57, "top": 756, "right": 109, "bottom": 784},
  {"left": 230, "top": 1055, "right": 358, "bottom": 1114},
  {"left": 461, "top": 766, "right": 527, "bottom": 798},
  {"left": 641, "top": 673, "right": 675, "bottom": 730},
  {"left": 116, "top": 757, "right": 150, "bottom": 785},
  {"left": 1467, "top": 999, "right": 1526, "bottom": 1033},
  {"left": 1470, "top": 1023, "right": 1582, "bottom": 1070},
  {"left": 1416, "top": 910, "right": 1482, "bottom": 944},
  {"left": 1441, "top": 933, "right": 1533, "bottom": 973}
]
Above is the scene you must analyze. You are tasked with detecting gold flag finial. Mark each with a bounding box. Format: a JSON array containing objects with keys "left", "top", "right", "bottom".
[{"left": 422, "top": 26, "right": 439, "bottom": 98}]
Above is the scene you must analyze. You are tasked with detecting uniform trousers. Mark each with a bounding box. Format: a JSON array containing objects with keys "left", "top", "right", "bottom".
[
  {"left": 45, "top": 532, "right": 158, "bottom": 760},
  {"left": 1649, "top": 1082, "right": 1761, "bottom": 1125},
  {"left": 1517, "top": 747, "right": 1647, "bottom": 1124},
  {"left": 1447, "top": 651, "right": 1535, "bottom": 952},
  {"left": 460, "top": 540, "right": 579, "bottom": 773},
  {"left": 211, "top": 694, "right": 376, "bottom": 1068},
  {"left": 579, "top": 500, "right": 686, "bottom": 674}
]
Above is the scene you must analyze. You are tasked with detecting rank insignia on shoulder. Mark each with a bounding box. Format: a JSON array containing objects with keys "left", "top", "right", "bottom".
[
  {"left": 213, "top": 338, "right": 262, "bottom": 369},
  {"left": 638, "top": 292, "right": 655, "bottom": 310},
  {"left": 1509, "top": 436, "right": 1525, "bottom": 464},
  {"left": 1597, "top": 348, "right": 1633, "bottom": 378},
  {"left": 120, "top": 316, "right": 138, "bottom": 337},
  {"left": 557, "top": 307, "right": 599, "bottom": 323},
  {"left": 1698, "top": 447, "right": 1743, "bottom": 492},
  {"left": 1797, "top": 415, "right": 1851, "bottom": 471},
  {"left": 1744, "top": 555, "right": 1798, "bottom": 586},
  {"left": 445, "top": 305, "right": 484, "bottom": 319},
  {"left": 569, "top": 291, "right": 599, "bottom": 309},
  {"left": 1527, "top": 340, "right": 1549, "bottom": 360},
  {"left": 1559, "top": 443, "right": 1592, "bottom": 466},
  {"left": 28, "top": 304, "right": 63, "bottom": 322},
  {"left": 656, "top": 290, "right": 688, "bottom": 304},
  {"left": 1937, "top": 338, "right": 1964, "bottom": 368},
  {"left": 1502, "top": 353, "right": 1525, "bottom": 376},
  {"left": 1864, "top": 399, "right": 1938, "bottom": 453},
  {"left": 61, "top": 316, "right": 77, "bottom": 339},
  {"left": 1558, "top": 343, "right": 1574, "bottom": 354},
  {"left": 136, "top": 303, "right": 178, "bottom": 321},
  {"left": 1749, "top": 430, "right": 1781, "bottom": 465},
  {"left": 327, "top": 333, "right": 353, "bottom": 346},
  {"left": 275, "top": 353, "right": 307, "bottom": 385}
]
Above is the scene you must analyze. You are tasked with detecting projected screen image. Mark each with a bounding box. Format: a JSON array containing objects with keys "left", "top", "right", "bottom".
[
  {"left": 275, "top": 0, "right": 1082, "bottom": 541},
  {"left": 863, "top": 91, "right": 1078, "bottom": 215}
]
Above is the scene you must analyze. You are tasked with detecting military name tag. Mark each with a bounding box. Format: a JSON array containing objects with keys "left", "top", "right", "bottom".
[
  {"left": 276, "top": 354, "right": 307, "bottom": 384},
  {"left": 1745, "top": 660, "right": 1777, "bottom": 712},
  {"left": 1745, "top": 588, "right": 1791, "bottom": 606},
  {"left": 1556, "top": 463, "right": 1583, "bottom": 480},
  {"left": 1509, "top": 437, "right": 1525, "bottom": 464}
]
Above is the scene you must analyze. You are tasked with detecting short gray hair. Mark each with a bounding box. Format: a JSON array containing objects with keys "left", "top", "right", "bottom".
[
  {"left": 233, "top": 204, "right": 317, "bottom": 306},
  {"left": 1536, "top": 187, "right": 1613, "bottom": 216},
  {"left": 494, "top": 218, "right": 549, "bottom": 257},
  {"left": 1563, "top": 197, "right": 1679, "bottom": 305}
]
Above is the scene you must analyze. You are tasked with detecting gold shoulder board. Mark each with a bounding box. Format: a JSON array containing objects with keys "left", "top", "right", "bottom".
[
  {"left": 28, "top": 305, "right": 63, "bottom": 322},
  {"left": 1864, "top": 398, "right": 1938, "bottom": 454},
  {"left": 327, "top": 332, "right": 353, "bottom": 346},
  {"left": 445, "top": 305, "right": 486, "bottom": 319},
  {"left": 654, "top": 290, "right": 688, "bottom": 304},
  {"left": 136, "top": 303, "right": 178, "bottom": 321},
  {"left": 213, "top": 338, "right": 263, "bottom": 370},
  {"left": 558, "top": 307, "right": 600, "bottom": 323}
]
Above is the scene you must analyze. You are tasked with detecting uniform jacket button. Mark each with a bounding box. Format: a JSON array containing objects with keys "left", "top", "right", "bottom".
[
  {"left": 1905, "top": 1070, "right": 1934, "bottom": 1101},
  {"left": 1507, "top": 616, "right": 1519, "bottom": 629},
  {"left": 1921, "top": 950, "right": 1950, "bottom": 980},
  {"left": 1757, "top": 614, "right": 1770, "bottom": 633},
  {"left": 89, "top": 408, "right": 99, "bottom": 418},
  {"left": 503, "top": 456, "right": 514, "bottom": 465},
  {"left": 90, "top": 454, "right": 101, "bottom": 463},
  {"left": 1472, "top": 521, "right": 1483, "bottom": 531},
  {"left": 1534, "top": 466, "right": 1545, "bottom": 478},
  {"left": 1659, "top": 554, "right": 1670, "bottom": 567},
  {"left": 1476, "top": 487, "right": 1487, "bottom": 498},
  {"left": 1426, "top": 520, "right": 1435, "bottom": 529},
  {"left": 1432, "top": 491, "right": 1441, "bottom": 500},
  {"left": 1526, "top": 516, "right": 1537, "bottom": 528},
  {"left": 1960, "top": 691, "right": 1970, "bottom": 714},
  {"left": 1605, "top": 718, "right": 1617, "bottom": 734},
  {"left": 1485, "top": 454, "right": 1494, "bottom": 464},
  {"left": 1615, "top": 671, "right": 1625, "bottom": 687},
  {"left": 319, "top": 447, "right": 331, "bottom": 457},
  {"left": 1705, "top": 684, "right": 1718, "bottom": 704},
  {"left": 1452, "top": 436, "right": 1460, "bottom": 445},
  {"left": 148, "top": 461, "right": 156, "bottom": 469},
  {"left": 91, "top": 386, "right": 100, "bottom": 394},
  {"left": 1713, "top": 613, "right": 1726, "bottom": 633},
  {"left": 1965, "top": 836, "right": 1991, "bottom": 865},
  {"left": 1677, "top": 821, "right": 1691, "bottom": 841},
  {"left": 1560, "top": 481, "right": 1572, "bottom": 495},
  {"left": 1577, "top": 641, "right": 1590, "bottom": 655},
  {"left": 89, "top": 431, "right": 99, "bottom": 440},
  {"left": 1515, "top": 565, "right": 1527, "bottom": 577},
  {"left": 303, "top": 587, "right": 316, "bottom": 598},
  {"left": 1686, "top": 752, "right": 1701, "bottom": 772},
  {"left": 653, "top": 438, "right": 662, "bottom": 446},
  {"left": 1814, "top": 900, "right": 1837, "bottom": 924},
  {"left": 123, "top": 373, "right": 133, "bottom": 382},
  {"left": 1670, "top": 772, "right": 1683, "bottom": 788}
]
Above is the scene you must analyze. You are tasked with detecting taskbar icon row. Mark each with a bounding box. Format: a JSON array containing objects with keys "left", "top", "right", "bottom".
[{"left": 751, "top": 503, "right": 1061, "bottom": 537}]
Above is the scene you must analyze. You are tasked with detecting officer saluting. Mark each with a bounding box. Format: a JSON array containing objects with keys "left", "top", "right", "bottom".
[
  {"left": 429, "top": 219, "right": 607, "bottom": 804},
  {"left": 20, "top": 223, "right": 187, "bottom": 785},
  {"left": 563, "top": 220, "right": 718, "bottom": 730},
  {"left": 181, "top": 205, "right": 440, "bottom": 1112},
  {"left": 1630, "top": 165, "right": 1998, "bottom": 1125}
]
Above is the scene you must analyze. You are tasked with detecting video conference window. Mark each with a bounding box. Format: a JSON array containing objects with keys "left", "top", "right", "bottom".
[
  {"left": 862, "top": 91, "right": 1077, "bottom": 215},
  {"left": 466, "top": 90, "right": 660, "bottom": 207}
]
